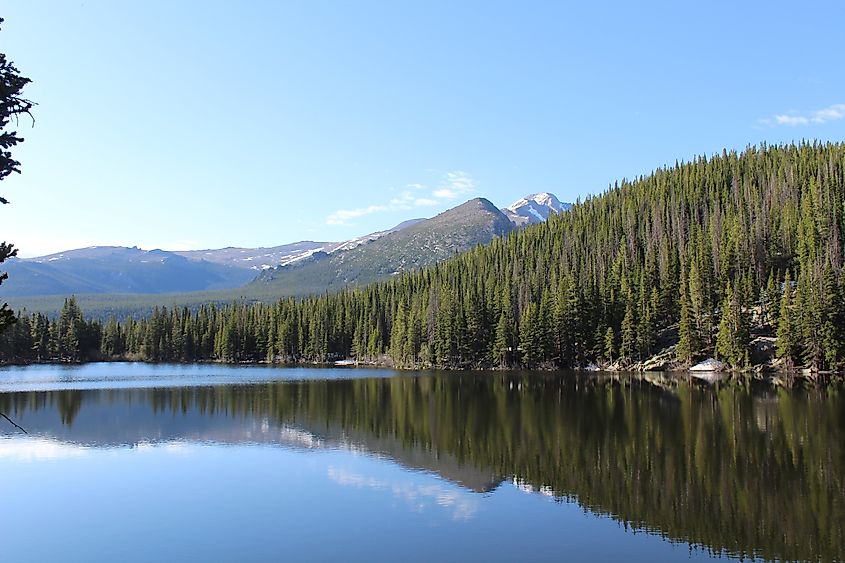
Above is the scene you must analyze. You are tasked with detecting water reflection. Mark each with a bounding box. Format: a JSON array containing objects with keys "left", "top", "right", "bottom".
[
  {"left": 1, "top": 370, "right": 842, "bottom": 562},
  {"left": 326, "top": 465, "right": 481, "bottom": 521}
]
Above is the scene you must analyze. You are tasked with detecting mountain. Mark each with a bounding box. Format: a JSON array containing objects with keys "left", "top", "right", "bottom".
[
  {"left": 173, "top": 219, "right": 426, "bottom": 271},
  {"left": 3, "top": 192, "right": 565, "bottom": 311},
  {"left": 174, "top": 241, "right": 331, "bottom": 271},
  {"left": 326, "top": 218, "right": 426, "bottom": 254},
  {"left": 251, "top": 198, "right": 515, "bottom": 296},
  {"left": 4, "top": 220, "right": 427, "bottom": 298},
  {"left": 3, "top": 246, "right": 255, "bottom": 296},
  {"left": 14, "top": 142, "right": 837, "bottom": 373},
  {"left": 502, "top": 192, "right": 572, "bottom": 226}
]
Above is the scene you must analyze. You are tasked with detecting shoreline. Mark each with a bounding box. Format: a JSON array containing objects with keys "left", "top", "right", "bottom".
[{"left": 1, "top": 356, "right": 841, "bottom": 385}]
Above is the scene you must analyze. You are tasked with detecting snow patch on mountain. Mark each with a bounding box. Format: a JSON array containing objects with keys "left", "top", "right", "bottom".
[
  {"left": 179, "top": 218, "right": 427, "bottom": 272},
  {"left": 502, "top": 192, "right": 572, "bottom": 226},
  {"left": 328, "top": 218, "right": 425, "bottom": 255}
]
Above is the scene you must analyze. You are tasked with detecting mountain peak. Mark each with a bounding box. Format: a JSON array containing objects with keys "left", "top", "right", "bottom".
[
  {"left": 254, "top": 195, "right": 516, "bottom": 295},
  {"left": 503, "top": 192, "right": 571, "bottom": 226},
  {"left": 506, "top": 192, "right": 567, "bottom": 213},
  {"left": 451, "top": 197, "right": 501, "bottom": 214}
]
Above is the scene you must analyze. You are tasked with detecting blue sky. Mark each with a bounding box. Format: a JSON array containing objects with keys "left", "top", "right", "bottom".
[{"left": 2, "top": 0, "right": 844, "bottom": 257}]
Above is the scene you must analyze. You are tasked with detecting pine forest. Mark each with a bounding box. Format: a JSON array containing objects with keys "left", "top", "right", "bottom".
[{"left": 3, "top": 142, "right": 844, "bottom": 373}]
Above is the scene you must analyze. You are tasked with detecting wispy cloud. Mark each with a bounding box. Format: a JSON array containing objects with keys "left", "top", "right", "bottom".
[
  {"left": 325, "top": 170, "right": 477, "bottom": 225},
  {"left": 774, "top": 115, "right": 810, "bottom": 126},
  {"left": 389, "top": 191, "right": 441, "bottom": 210},
  {"left": 761, "top": 103, "right": 845, "bottom": 127},
  {"left": 327, "top": 466, "right": 479, "bottom": 521},
  {"left": 432, "top": 171, "right": 476, "bottom": 200},
  {"left": 326, "top": 205, "right": 388, "bottom": 225}
]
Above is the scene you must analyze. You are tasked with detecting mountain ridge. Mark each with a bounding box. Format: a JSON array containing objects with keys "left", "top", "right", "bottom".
[
  {"left": 3, "top": 192, "right": 570, "bottom": 306},
  {"left": 252, "top": 197, "right": 516, "bottom": 296},
  {"left": 4, "top": 247, "right": 256, "bottom": 296}
]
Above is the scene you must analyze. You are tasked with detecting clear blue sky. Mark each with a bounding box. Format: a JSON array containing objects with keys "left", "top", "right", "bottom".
[{"left": 3, "top": 0, "right": 844, "bottom": 257}]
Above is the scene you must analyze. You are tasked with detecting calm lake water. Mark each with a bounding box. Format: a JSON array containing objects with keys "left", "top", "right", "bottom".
[{"left": 0, "top": 364, "right": 842, "bottom": 562}]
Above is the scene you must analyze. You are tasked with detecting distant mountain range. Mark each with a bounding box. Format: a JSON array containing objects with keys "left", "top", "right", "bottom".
[
  {"left": 3, "top": 192, "right": 570, "bottom": 299},
  {"left": 172, "top": 218, "right": 427, "bottom": 272},
  {"left": 4, "top": 247, "right": 255, "bottom": 297}
]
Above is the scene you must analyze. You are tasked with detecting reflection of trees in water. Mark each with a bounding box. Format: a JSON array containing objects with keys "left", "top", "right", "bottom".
[
  {"left": 1, "top": 374, "right": 842, "bottom": 561},
  {"left": 1, "top": 389, "right": 84, "bottom": 427},
  {"left": 57, "top": 391, "right": 83, "bottom": 426}
]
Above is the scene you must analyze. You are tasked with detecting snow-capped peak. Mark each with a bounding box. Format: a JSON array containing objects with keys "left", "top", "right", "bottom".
[
  {"left": 506, "top": 192, "right": 568, "bottom": 213},
  {"left": 503, "top": 192, "right": 572, "bottom": 226}
]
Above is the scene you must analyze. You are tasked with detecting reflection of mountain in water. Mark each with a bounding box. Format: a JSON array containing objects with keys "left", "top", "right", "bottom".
[
  {"left": 1, "top": 373, "right": 842, "bottom": 562},
  {"left": 1, "top": 383, "right": 505, "bottom": 493}
]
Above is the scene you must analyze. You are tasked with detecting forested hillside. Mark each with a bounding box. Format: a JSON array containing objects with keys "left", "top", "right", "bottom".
[{"left": 3, "top": 142, "right": 844, "bottom": 372}]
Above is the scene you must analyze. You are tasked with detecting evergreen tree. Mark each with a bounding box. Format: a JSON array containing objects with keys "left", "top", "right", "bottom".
[
  {"left": 776, "top": 271, "right": 799, "bottom": 368},
  {"left": 0, "top": 18, "right": 34, "bottom": 334},
  {"left": 603, "top": 326, "right": 616, "bottom": 363},
  {"left": 820, "top": 264, "right": 840, "bottom": 369},
  {"left": 493, "top": 308, "right": 515, "bottom": 367},
  {"left": 520, "top": 302, "right": 543, "bottom": 368},
  {"left": 620, "top": 295, "right": 637, "bottom": 363},
  {"left": 677, "top": 270, "right": 698, "bottom": 364},
  {"left": 715, "top": 283, "right": 749, "bottom": 368},
  {"left": 2, "top": 142, "right": 844, "bottom": 373}
]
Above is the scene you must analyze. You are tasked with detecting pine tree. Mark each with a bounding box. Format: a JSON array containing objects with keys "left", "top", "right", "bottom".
[
  {"left": 620, "top": 296, "right": 637, "bottom": 363},
  {"left": 776, "top": 271, "right": 799, "bottom": 368},
  {"left": 677, "top": 269, "right": 698, "bottom": 364},
  {"left": 688, "top": 259, "right": 706, "bottom": 349},
  {"left": 3, "top": 142, "right": 845, "bottom": 374},
  {"left": 715, "top": 283, "right": 749, "bottom": 368},
  {"left": 762, "top": 270, "right": 780, "bottom": 329},
  {"left": 603, "top": 326, "right": 616, "bottom": 363},
  {"left": 493, "top": 310, "right": 514, "bottom": 367},
  {"left": 820, "top": 264, "right": 840, "bottom": 370},
  {"left": 0, "top": 18, "right": 34, "bottom": 334},
  {"left": 520, "top": 302, "right": 543, "bottom": 368}
]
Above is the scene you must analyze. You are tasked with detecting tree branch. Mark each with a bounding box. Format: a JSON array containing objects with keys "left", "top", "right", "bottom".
[{"left": 0, "top": 411, "right": 27, "bottom": 434}]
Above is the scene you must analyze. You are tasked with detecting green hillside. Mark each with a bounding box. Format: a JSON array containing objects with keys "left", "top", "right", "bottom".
[{"left": 3, "top": 142, "right": 844, "bottom": 372}]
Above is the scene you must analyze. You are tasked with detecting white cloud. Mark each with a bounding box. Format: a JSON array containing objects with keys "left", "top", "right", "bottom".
[
  {"left": 327, "top": 466, "right": 479, "bottom": 520},
  {"left": 811, "top": 104, "right": 845, "bottom": 123},
  {"left": 324, "top": 170, "right": 478, "bottom": 225},
  {"left": 434, "top": 171, "right": 476, "bottom": 200},
  {"left": 388, "top": 191, "right": 441, "bottom": 211},
  {"left": 326, "top": 205, "right": 388, "bottom": 225},
  {"left": 389, "top": 191, "right": 416, "bottom": 210},
  {"left": 774, "top": 115, "right": 809, "bottom": 126},
  {"left": 764, "top": 103, "right": 845, "bottom": 127}
]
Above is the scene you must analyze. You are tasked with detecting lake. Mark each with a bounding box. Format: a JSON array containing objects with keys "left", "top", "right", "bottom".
[{"left": 0, "top": 363, "right": 842, "bottom": 562}]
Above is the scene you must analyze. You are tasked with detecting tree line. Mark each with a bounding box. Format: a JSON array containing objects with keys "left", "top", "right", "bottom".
[{"left": 1, "top": 142, "right": 844, "bottom": 371}]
